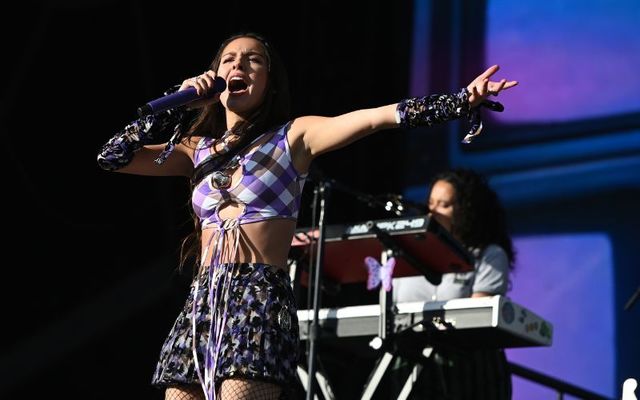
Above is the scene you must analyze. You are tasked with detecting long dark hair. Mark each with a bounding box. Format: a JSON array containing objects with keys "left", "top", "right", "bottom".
[
  {"left": 431, "top": 168, "right": 516, "bottom": 268},
  {"left": 179, "top": 32, "right": 292, "bottom": 270},
  {"left": 187, "top": 31, "right": 291, "bottom": 142}
]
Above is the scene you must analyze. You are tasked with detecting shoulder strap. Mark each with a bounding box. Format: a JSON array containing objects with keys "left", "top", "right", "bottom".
[
  {"left": 190, "top": 122, "right": 290, "bottom": 187},
  {"left": 190, "top": 130, "right": 265, "bottom": 187}
]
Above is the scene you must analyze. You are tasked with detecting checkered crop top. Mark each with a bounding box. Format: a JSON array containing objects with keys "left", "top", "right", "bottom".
[{"left": 191, "top": 122, "right": 307, "bottom": 229}]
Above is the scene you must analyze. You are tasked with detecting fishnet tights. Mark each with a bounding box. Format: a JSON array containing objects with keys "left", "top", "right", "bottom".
[
  {"left": 165, "top": 385, "right": 205, "bottom": 400},
  {"left": 219, "top": 378, "right": 283, "bottom": 399},
  {"left": 165, "top": 379, "right": 283, "bottom": 400}
]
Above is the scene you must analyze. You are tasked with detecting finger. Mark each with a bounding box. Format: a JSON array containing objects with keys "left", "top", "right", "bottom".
[
  {"left": 468, "top": 85, "right": 479, "bottom": 103},
  {"left": 495, "top": 80, "right": 518, "bottom": 92},
  {"left": 200, "top": 73, "right": 214, "bottom": 89},
  {"left": 478, "top": 64, "right": 500, "bottom": 80},
  {"left": 204, "top": 70, "right": 217, "bottom": 80},
  {"left": 180, "top": 77, "right": 197, "bottom": 92},
  {"left": 191, "top": 77, "right": 205, "bottom": 96},
  {"left": 481, "top": 78, "right": 489, "bottom": 96},
  {"left": 490, "top": 79, "right": 507, "bottom": 95},
  {"left": 502, "top": 80, "right": 518, "bottom": 89}
]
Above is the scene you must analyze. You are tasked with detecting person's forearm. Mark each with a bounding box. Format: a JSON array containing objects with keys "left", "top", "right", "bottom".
[
  {"left": 97, "top": 87, "right": 187, "bottom": 171},
  {"left": 396, "top": 88, "right": 471, "bottom": 128}
]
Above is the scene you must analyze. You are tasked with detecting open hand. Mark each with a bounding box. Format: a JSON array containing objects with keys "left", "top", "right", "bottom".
[{"left": 466, "top": 65, "right": 518, "bottom": 107}]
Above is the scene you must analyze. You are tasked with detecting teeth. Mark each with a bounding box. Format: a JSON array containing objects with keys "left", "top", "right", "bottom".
[{"left": 230, "top": 77, "right": 243, "bottom": 81}]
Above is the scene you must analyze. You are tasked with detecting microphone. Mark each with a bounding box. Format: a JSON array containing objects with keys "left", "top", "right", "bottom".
[{"left": 137, "top": 76, "right": 227, "bottom": 117}]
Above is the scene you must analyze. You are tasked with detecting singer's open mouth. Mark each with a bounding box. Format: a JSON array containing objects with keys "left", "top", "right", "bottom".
[{"left": 228, "top": 79, "right": 248, "bottom": 93}]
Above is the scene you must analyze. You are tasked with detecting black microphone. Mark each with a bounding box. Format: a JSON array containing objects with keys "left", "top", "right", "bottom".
[{"left": 137, "top": 76, "right": 227, "bottom": 117}]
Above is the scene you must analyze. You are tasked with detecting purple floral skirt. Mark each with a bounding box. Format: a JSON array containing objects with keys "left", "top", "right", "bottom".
[{"left": 151, "top": 263, "right": 299, "bottom": 389}]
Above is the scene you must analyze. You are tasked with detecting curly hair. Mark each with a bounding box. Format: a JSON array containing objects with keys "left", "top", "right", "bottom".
[{"left": 430, "top": 168, "right": 515, "bottom": 268}]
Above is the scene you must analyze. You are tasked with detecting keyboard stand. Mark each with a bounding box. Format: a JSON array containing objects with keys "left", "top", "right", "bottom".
[
  {"left": 397, "top": 362, "right": 424, "bottom": 400},
  {"left": 296, "top": 365, "right": 336, "bottom": 400},
  {"left": 294, "top": 215, "right": 474, "bottom": 400},
  {"left": 361, "top": 327, "right": 440, "bottom": 400},
  {"left": 360, "top": 351, "right": 395, "bottom": 400},
  {"left": 359, "top": 222, "right": 441, "bottom": 400}
]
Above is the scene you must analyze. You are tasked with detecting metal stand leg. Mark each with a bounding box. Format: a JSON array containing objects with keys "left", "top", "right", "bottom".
[
  {"left": 360, "top": 351, "right": 395, "bottom": 400},
  {"left": 297, "top": 364, "right": 336, "bottom": 400},
  {"left": 397, "top": 363, "right": 424, "bottom": 400}
]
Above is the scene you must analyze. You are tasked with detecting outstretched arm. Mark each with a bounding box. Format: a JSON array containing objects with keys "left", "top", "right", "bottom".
[{"left": 288, "top": 65, "right": 517, "bottom": 172}]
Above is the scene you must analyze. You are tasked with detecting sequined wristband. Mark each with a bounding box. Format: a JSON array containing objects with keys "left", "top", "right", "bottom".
[
  {"left": 395, "top": 88, "right": 485, "bottom": 143},
  {"left": 96, "top": 87, "right": 188, "bottom": 171},
  {"left": 396, "top": 87, "right": 471, "bottom": 129}
]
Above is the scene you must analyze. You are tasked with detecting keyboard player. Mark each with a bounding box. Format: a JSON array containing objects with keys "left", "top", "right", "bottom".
[{"left": 391, "top": 168, "right": 515, "bottom": 400}]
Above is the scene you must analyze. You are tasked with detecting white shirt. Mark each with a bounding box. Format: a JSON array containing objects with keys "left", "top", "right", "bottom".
[{"left": 392, "top": 244, "right": 510, "bottom": 303}]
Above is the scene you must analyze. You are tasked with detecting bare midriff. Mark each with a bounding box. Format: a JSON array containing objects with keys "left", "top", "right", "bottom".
[{"left": 200, "top": 218, "right": 296, "bottom": 272}]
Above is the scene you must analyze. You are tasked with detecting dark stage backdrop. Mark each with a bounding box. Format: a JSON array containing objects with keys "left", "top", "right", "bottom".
[
  {"left": 3, "top": 1, "right": 639, "bottom": 399},
  {"left": 0, "top": 1, "right": 415, "bottom": 398}
]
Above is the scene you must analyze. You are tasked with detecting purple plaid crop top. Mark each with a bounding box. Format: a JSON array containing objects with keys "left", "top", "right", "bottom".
[
  {"left": 187, "top": 122, "right": 307, "bottom": 395},
  {"left": 191, "top": 122, "right": 307, "bottom": 229}
]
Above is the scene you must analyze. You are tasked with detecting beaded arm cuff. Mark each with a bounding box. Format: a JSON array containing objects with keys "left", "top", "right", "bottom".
[
  {"left": 396, "top": 88, "right": 483, "bottom": 143},
  {"left": 96, "top": 86, "right": 188, "bottom": 171}
]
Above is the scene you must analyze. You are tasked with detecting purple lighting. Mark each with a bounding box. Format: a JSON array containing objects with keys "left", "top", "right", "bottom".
[
  {"left": 486, "top": 0, "right": 640, "bottom": 123},
  {"left": 507, "top": 234, "right": 615, "bottom": 398}
]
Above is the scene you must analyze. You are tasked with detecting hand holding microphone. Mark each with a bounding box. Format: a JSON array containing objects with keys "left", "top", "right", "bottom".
[{"left": 138, "top": 71, "right": 226, "bottom": 117}]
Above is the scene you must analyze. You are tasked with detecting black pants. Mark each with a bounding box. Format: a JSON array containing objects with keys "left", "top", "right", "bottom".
[{"left": 389, "top": 346, "right": 512, "bottom": 400}]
